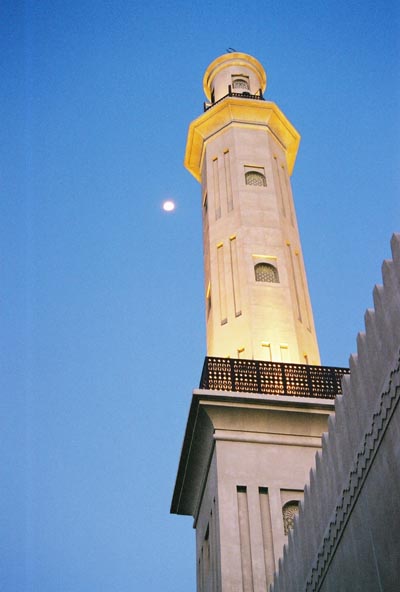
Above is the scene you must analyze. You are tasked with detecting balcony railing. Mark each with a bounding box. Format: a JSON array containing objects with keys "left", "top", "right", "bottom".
[
  {"left": 204, "top": 87, "right": 265, "bottom": 112},
  {"left": 199, "top": 357, "right": 350, "bottom": 399}
]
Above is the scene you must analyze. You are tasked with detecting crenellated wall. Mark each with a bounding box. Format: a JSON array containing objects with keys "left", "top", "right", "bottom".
[{"left": 271, "top": 233, "right": 400, "bottom": 592}]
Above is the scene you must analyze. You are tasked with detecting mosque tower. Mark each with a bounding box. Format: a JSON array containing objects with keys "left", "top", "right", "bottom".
[
  {"left": 185, "top": 52, "right": 320, "bottom": 364},
  {"left": 171, "top": 53, "right": 348, "bottom": 592}
]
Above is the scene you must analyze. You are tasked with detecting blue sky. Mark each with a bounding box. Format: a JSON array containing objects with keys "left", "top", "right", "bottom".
[{"left": 1, "top": 1, "right": 399, "bottom": 590}]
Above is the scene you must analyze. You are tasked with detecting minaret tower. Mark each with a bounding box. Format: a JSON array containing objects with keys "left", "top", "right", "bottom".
[
  {"left": 185, "top": 52, "right": 320, "bottom": 364},
  {"left": 172, "top": 53, "right": 348, "bottom": 592}
]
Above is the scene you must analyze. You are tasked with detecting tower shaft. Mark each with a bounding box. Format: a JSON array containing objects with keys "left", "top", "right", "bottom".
[{"left": 185, "top": 53, "right": 320, "bottom": 364}]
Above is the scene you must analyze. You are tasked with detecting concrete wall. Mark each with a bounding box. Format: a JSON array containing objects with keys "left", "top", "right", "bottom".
[{"left": 271, "top": 233, "right": 400, "bottom": 592}]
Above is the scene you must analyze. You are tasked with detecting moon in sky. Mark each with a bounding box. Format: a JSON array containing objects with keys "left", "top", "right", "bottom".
[{"left": 162, "top": 200, "right": 176, "bottom": 212}]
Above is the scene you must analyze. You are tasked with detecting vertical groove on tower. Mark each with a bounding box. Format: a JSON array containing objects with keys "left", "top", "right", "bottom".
[
  {"left": 213, "top": 158, "right": 221, "bottom": 219},
  {"left": 209, "top": 509, "right": 216, "bottom": 592},
  {"left": 229, "top": 236, "right": 241, "bottom": 317},
  {"left": 282, "top": 165, "right": 295, "bottom": 226},
  {"left": 295, "top": 251, "right": 312, "bottom": 331},
  {"left": 237, "top": 486, "right": 254, "bottom": 592},
  {"left": 259, "top": 487, "right": 276, "bottom": 588},
  {"left": 213, "top": 496, "right": 221, "bottom": 591},
  {"left": 287, "top": 243, "right": 302, "bottom": 322},
  {"left": 217, "top": 243, "right": 227, "bottom": 324},
  {"left": 273, "top": 156, "right": 286, "bottom": 217},
  {"left": 224, "top": 150, "right": 233, "bottom": 212}
]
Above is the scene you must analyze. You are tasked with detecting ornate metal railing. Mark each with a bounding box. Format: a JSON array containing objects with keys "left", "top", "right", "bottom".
[
  {"left": 199, "top": 357, "right": 350, "bottom": 399},
  {"left": 204, "top": 88, "right": 264, "bottom": 112}
]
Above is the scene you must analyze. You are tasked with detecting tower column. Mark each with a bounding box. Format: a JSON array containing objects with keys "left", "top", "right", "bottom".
[
  {"left": 185, "top": 52, "right": 320, "bottom": 364},
  {"left": 172, "top": 53, "right": 349, "bottom": 592}
]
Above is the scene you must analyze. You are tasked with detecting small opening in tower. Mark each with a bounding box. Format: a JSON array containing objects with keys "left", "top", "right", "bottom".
[
  {"left": 254, "top": 262, "right": 279, "bottom": 283},
  {"left": 282, "top": 501, "right": 300, "bottom": 535},
  {"left": 232, "top": 75, "right": 249, "bottom": 90},
  {"left": 244, "top": 168, "right": 267, "bottom": 187}
]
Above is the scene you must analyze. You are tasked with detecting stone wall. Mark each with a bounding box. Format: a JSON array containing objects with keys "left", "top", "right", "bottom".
[{"left": 271, "top": 233, "right": 400, "bottom": 592}]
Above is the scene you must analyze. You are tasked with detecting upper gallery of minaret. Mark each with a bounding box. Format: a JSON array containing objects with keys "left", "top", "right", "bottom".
[{"left": 185, "top": 52, "right": 320, "bottom": 365}]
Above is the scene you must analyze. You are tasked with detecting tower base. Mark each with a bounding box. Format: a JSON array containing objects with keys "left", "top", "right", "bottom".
[{"left": 171, "top": 386, "right": 336, "bottom": 591}]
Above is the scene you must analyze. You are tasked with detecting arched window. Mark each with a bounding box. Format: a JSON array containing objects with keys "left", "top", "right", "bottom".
[
  {"left": 245, "top": 171, "right": 267, "bottom": 187},
  {"left": 232, "top": 78, "right": 249, "bottom": 90},
  {"left": 282, "top": 501, "right": 300, "bottom": 535},
  {"left": 254, "top": 262, "right": 279, "bottom": 283}
]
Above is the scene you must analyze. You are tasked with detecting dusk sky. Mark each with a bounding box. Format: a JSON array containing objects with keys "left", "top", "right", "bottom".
[{"left": 2, "top": 1, "right": 399, "bottom": 590}]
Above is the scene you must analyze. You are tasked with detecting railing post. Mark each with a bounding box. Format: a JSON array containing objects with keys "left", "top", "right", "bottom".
[
  {"left": 230, "top": 358, "right": 236, "bottom": 391},
  {"left": 306, "top": 364, "right": 313, "bottom": 397},
  {"left": 332, "top": 368, "right": 338, "bottom": 397},
  {"left": 256, "top": 360, "right": 262, "bottom": 393},
  {"left": 281, "top": 363, "right": 287, "bottom": 396}
]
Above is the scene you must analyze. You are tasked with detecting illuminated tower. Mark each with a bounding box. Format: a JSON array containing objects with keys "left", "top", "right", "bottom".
[
  {"left": 171, "top": 53, "right": 348, "bottom": 592},
  {"left": 185, "top": 52, "right": 320, "bottom": 364}
]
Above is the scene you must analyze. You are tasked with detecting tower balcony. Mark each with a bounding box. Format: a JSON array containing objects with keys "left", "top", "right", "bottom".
[
  {"left": 200, "top": 356, "right": 349, "bottom": 399},
  {"left": 203, "top": 86, "right": 265, "bottom": 112}
]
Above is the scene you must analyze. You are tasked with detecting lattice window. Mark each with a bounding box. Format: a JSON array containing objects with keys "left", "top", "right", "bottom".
[
  {"left": 282, "top": 501, "right": 299, "bottom": 535},
  {"left": 245, "top": 171, "right": 267, "bottom": 186},
  {"left": 232, "top": 78, "right": 249, "bottom": 90},
  {"left": 255, "top": 262, "right": 279, "bottom": 283}
]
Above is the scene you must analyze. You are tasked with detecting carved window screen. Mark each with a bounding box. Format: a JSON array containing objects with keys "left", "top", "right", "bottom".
[
  {"left": 245, "top": 171, "right": 267, "bottom": 186},
  {"left": 255, "top": 262, "right": 279, "bottom": 283},
  {"left": 282, "top": 501, "right": 300, "bottom": 535},
  {"left": 232, "top": 78, "right": 249, "bottom": 90}
]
